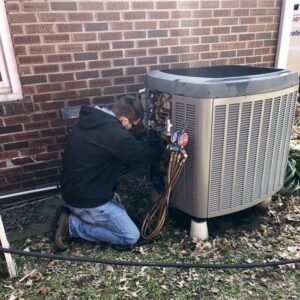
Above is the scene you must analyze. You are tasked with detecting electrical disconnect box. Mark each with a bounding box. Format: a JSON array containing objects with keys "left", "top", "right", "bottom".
[{"left": 143, "top": 65, "right": 299, "bottom": 239}]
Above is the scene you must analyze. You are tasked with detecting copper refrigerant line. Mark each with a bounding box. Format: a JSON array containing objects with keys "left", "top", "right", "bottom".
[{"left": 141, "top": 148, "right": 188, "bottom": 241}]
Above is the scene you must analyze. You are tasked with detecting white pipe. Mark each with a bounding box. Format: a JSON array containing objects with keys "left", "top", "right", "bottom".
[{"left": 0, "top": 186, "right": 58, "bottom": 200}]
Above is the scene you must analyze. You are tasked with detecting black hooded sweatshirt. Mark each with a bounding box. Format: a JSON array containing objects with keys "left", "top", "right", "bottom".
[{"left": 61, "top": 106, "right": 152, "bottom": 208}]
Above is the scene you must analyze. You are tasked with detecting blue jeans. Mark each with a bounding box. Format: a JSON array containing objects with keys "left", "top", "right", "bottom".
[{"left": 67, "top": 197, "right": 140, "bottom": 245}]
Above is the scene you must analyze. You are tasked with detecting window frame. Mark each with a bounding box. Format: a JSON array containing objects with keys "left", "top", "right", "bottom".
[{"left": 0, "top": 0, "right": 22, "bottom": 101}]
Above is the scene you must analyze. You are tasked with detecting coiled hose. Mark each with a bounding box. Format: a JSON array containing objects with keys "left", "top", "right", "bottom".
[{"left": 141, "top": 150, "right": 187, "bottom": 240}]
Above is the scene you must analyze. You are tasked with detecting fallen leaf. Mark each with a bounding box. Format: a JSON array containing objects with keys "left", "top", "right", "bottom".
[
  {"left": 22, "top": 238, "right": 32, "bottom": 248},
  {"left": 177, "top": 280, "right": 185, "bottom": 288},
  {"left": 106, "top": 265, "right": 114, "bottom": 274},
  {"left": 131, "top": 292, "right": 138, "bottom": 297},
  {"left": 284, "top": 213, "right": 299, "bottom": 221},
  {"left": 19, "top": 269, "right": 36, "bottom": 283},
  {"left": 4, "top": 285, "right": 14, "bottom": 290},
  {"left": 138, "top": 247, "right": 147, "bottom": 255},
  {"left": 24, "top": 279, "right": 33, "bottom": 286},
  {"left": 259, "top": 224, "right": 268, "bottom": 234},
  {"left": 118, "top": 282, "right": 129, "bottom": 291},
  {"left": 8, "top": 294, "right": 17, "bottom": 300},
  {"left": 37, "top": 286, "right": 51, "bottom": 295}
]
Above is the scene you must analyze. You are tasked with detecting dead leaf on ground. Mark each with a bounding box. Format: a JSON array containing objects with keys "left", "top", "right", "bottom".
[
  {"left": 118, "top": 282, "right": 129, "bottom": 291},
  {"left": 18, "top": 269, "right": 37, "bottom": 283},
  {"left": 105, "top": 265, "right": 114, "bottom": 274},
  {"left": 24, "top": 279, "right": 33, "bottom": 286},
  {"left": 8, "top": 294, "right": 17, "bottom": 300},
  {"left": 37, "top": 286, "right": 51, "bottom": 295}
]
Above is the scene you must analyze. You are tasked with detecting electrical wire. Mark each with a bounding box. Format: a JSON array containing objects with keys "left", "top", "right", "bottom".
[
  {"left": 0, "top": 247, "right": 299, "bottom": 269},
  {"left": 141, "top": 151, "right": 187, "bottom": 240}
]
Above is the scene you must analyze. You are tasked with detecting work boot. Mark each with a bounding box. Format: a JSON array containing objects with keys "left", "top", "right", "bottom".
[{"left": 52, "top": 206, "right": 70, "bottom": 251}]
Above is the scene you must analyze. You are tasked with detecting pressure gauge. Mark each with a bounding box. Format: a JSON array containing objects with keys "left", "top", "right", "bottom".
[
  {"left": 177, "top": 132, "right": 188, "bottom": 147},
  {"left": 171, "top": 130, "right": 180, "bottom": 144}
]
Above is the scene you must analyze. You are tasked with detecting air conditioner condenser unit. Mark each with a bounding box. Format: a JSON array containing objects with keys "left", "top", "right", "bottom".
[{"left": 144, "top": 65, "right": 299, "bottom": 239}]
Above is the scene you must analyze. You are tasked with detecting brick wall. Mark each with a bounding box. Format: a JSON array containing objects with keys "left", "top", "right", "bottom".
[{"left": 0, "top": 0, "right": 283, "bottom": 199}]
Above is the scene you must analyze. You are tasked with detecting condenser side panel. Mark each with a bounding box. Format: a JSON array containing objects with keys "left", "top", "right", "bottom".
[
  {"left": 171, "top": 96, "right": 212, "bottom": 218},
  {"left": 194, "top": 98, "right": 213, "bottom": 218},
  {"left": 207, "top": 85, "right": 298, "bottom": 218}
]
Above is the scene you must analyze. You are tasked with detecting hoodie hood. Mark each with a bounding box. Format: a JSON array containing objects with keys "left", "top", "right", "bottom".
[{"left": 78, "top": 106, "right": 120, "bottom": 130}]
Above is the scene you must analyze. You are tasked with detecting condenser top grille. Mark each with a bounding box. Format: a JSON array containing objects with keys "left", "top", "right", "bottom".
[{"left": 145, "top": 65, "right": 298, "bottom": 99}]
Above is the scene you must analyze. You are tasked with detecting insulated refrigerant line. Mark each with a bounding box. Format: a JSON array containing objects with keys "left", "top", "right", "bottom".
[{"left": 0, "top": 246, "right": 299, "bottom": 269}]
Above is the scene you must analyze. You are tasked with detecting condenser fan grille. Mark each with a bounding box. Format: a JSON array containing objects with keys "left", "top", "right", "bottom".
[
  {"left": 208, "top": 105, "right": 226, "bottom": 212},
  {"left": 208, "top": 90, "right": 298, "bottom": 214}
]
